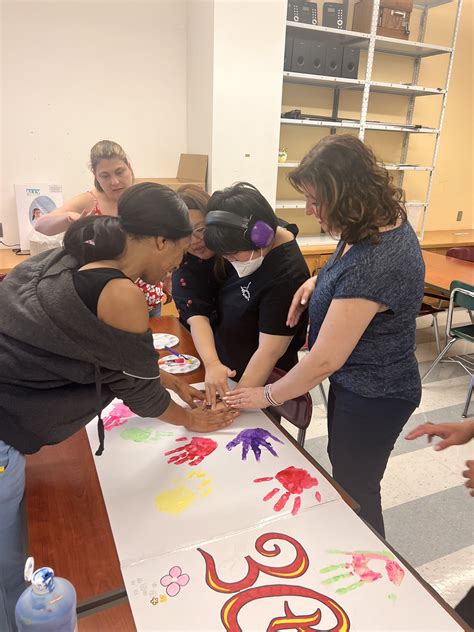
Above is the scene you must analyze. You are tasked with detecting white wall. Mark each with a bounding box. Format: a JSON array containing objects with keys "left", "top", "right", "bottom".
[
  {"left": 211, "top": 0, "right": 286, "bottom": 204},
  {"left": 186, "top": 0, "right": 214, "bottom": 188},
  {"left": 1, "top": 0, "right": 188, "bottom": 246}
]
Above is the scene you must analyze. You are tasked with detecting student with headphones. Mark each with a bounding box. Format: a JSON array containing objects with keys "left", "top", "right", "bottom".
[{"left": 172, "top": 182, "right": 309, "bottom": 407}]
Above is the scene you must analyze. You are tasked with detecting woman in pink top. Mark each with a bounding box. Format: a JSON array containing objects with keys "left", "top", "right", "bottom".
[{"left": 35, "top": 140, "right": 165, "bottom": 315}]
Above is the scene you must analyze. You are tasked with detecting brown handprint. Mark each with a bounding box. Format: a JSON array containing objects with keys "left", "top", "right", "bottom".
[
  {"left": 164, "top": 437, "right": 218, "bottom": 466},
  {"left": 320, "top": 549, "right": 405, "bottom": 596}
]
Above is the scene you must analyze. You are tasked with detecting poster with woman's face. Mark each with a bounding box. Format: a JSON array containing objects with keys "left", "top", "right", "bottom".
[
  {"left": 29, "top": 195, "right": 58, "bottom": 225},
  {"left": 15, "top": 184, "right": 63, "bottom": 251}
]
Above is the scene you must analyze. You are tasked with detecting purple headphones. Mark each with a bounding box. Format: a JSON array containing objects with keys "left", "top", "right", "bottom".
[{"left": 205, "top": 211, "right": 275, "bottom": 248}]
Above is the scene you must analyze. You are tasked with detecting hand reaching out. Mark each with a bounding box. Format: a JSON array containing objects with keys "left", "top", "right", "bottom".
[
  {"left": 205, "top": 360, "right": 236, "bottom": 408},
  {"left": 160, "top": 372, "right": 206, "bottom": 408},
  {"left": 185, "top": 405, "right": 239, "bottom": 433},
  {"left": 405, "top": 420, "right": 474, "bottom": 450}
]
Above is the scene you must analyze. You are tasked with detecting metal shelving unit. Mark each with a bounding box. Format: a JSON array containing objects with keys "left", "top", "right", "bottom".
[{"left": 278, "top": 0, "right": 463, "bottom": 239}]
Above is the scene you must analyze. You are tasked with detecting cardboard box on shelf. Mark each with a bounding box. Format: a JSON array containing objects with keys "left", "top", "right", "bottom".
[{"left": 135, "top": 154, "right": 208, "bottom": 192}]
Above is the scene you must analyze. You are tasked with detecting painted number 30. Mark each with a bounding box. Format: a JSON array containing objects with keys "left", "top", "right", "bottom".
[{"left": 198, "top": 532, "right": 351, "bottom": 632}]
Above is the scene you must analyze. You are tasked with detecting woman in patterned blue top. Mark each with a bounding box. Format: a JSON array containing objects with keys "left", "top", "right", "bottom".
[{"left": 226, "top": 135, "right": 425, "bottom": 536}]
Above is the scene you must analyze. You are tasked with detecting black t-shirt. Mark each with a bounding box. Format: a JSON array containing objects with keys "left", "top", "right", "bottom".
[{"left": 172, "top": 238, "right": 309, "bottom": 379}]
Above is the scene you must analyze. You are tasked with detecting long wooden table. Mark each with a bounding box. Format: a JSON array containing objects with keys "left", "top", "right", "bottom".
[{"left": 423, "top": 250, "right": 473, "bottom": 293}]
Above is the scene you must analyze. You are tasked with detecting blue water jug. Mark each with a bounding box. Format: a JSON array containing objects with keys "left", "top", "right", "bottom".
[{"left": 15, "top": 558, "right": 77, "bottom": 632}]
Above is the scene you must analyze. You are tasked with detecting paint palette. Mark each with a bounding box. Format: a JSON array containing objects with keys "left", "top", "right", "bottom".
[
  {"left": 159, "top": 354, "right": 201, "bottom": 374},
  {"left": 153, "top": 334, "right": 179, "bottom": 350}
]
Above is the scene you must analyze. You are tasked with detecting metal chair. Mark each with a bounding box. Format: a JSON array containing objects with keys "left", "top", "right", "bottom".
[
  {"left": 462, "top": 375, "right": 474, "bottom": 418},
  {"left": 422, "top": 281, "right": 474, "bottom": 386},
  {"left": 265, "top": 367, "right": 313, "bottom": 446}
]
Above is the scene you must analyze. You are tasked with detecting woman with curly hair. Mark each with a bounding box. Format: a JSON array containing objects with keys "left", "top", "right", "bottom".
[{"left": 225, "top": 135, "right": 425, "bottom": 536}]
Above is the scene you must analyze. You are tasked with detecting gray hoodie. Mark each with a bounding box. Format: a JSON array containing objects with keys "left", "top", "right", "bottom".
[{"left": 0, "top": 249, "right": 170, "bottom": 454}]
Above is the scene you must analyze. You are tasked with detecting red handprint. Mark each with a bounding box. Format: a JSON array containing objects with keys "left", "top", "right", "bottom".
[
  {"left": 164, "top": 437, "right": 218, "bottom": 466},
  {"left": 254, "top": 466, "right": 321, "bottom": 516}
]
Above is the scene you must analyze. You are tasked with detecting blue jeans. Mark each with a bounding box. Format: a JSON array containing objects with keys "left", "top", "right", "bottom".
[{"left": 0, "top": 441, "right": 27, "bottom": 631}]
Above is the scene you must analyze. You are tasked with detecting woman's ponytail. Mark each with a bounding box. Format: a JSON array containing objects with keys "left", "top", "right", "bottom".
[{"left": 63, "top": 216, "right": 126, "bottom": 265}]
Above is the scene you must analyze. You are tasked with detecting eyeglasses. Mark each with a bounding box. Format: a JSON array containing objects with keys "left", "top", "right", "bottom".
[{"left": 192, "top": 225, "right": 206, "bottom": 238}]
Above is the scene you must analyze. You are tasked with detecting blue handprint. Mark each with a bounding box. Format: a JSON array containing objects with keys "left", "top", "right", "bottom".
[{"left": 226, "top": 428, "right": 283, "bottom": 462}]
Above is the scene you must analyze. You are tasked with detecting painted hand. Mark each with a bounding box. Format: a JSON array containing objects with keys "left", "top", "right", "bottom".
[
  {"left": 320, "top": 550, "right": 405, "bottom": 596},
  {"left": 223, "top": 387, "right": 267, "bottom": 410},
  {"left": 164, "top": 436, "right": 218, "bottom": 466},
  {"left": 226, "top": 427, "right": 283, "bottom": 462}
]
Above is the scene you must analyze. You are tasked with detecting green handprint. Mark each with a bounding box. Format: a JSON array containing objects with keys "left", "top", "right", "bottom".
[
  {"left": 320, "top": 549, "right": 405, "bottom": 596},
  {"left": 120, "top": 427, "right": 174, "bottom": 443}
]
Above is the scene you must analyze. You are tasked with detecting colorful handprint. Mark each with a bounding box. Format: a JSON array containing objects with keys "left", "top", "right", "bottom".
[
  {"left": 320, "top": 549, "right": 405, "bottom": 596},
  {"left": 164, "top": 437, "right": 218, "bottom": 466},
  {"left": 154, "top": 471, "right": 212, "bottom": 514},
  {"left": 103, "top": 402, "right": 135, "bottom": 431},
  {"left": 120, "top": 427, "right": 174, "bottom": 443},
  {"left": 226, "top": 428, "right": 283, "bottom": 462},
  {"left": 254, "top": 466, "right": 321, "bottom": 516}
]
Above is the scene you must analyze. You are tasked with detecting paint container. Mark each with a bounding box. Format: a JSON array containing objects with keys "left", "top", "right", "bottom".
[{"left": 15, "top": 558, "right": 77, "bottom": 631}]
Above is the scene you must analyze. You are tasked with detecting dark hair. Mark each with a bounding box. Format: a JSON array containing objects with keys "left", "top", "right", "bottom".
[
  {"left": 64, "top": 182, "right": 192, "bottom": 265},
  {"left": 204, "top": 182, "right": 278, "bottom": 254},
  {"left": 288, "top": 135, "right": 407, "bottom": 244},
  {"left": 176, "top": 184, "right": 210, "bottom": 215},
  {"left": 89, "top": 140, "right": 132, "bottom": 192}
]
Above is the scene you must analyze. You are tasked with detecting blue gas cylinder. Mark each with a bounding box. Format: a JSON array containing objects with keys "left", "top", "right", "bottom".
[{"left": 15, "top": 558, "right": 77, "bottom": 632}]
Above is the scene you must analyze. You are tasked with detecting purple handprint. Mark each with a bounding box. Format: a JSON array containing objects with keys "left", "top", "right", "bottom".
[{"left": 226, "top": 428, "right": 283, "bottom": 462}]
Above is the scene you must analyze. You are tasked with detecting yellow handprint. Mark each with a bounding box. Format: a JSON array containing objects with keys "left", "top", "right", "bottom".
[{"left": 154, "top": 471, "right": 212, "bottom": 514}]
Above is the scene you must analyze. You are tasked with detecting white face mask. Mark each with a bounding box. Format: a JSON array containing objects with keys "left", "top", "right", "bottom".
[{"left": 230, "top": 250, "right": 264, "bottom": 278}]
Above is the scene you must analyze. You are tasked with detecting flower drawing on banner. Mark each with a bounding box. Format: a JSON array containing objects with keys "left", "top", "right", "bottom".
[
  {"left": 160, "top": 566, "right": 190, "bottom": 597},
  {"left": 254, "top": 466, "right": 321, "bottom": 516}
]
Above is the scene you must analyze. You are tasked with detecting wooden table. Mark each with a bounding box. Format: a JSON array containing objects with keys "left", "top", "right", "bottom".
[
  {"left": 423, "top": 250, "right": 474, "bottom": 293},
  {"left": 0, "top": 249, "right": 29, "bottom": 275}
]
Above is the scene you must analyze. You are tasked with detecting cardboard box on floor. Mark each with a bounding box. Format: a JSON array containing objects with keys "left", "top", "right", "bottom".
[{"left": 135, "top": 154, "right": 207, "bottom": 191}]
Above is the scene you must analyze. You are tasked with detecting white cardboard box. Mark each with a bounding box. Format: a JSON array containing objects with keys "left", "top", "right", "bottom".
[{"left": 14, "top": 183, "right": 63, "bottom": 252}]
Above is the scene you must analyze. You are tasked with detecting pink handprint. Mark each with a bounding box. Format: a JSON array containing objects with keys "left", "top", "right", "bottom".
[
  {"left": 320, "top": 549, "right": 405, "bottom": 596},
  {"left": 103, "top": 402, "right": 135, "bottom": 431},
  {"left": 254, "top": 466, "right": 321, "bottom": 516},
  {"left": 164, "top": 437, "right": 218, "bottom": 466}
]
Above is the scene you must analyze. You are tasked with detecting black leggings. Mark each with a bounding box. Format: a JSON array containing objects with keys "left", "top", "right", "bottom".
[{"left": 327, "top": 383, "right": 416, "bottom": 537}]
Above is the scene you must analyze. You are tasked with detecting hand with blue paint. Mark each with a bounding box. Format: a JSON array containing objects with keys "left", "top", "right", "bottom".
[{"left": 226, "top": 427, "right": 283, "bottom": 462}]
